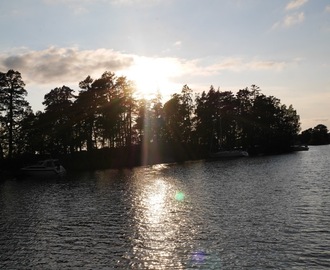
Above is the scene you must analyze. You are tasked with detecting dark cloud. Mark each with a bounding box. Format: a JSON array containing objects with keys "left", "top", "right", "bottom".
[{"left": 3, "top": 55, "right": 27, "bottom": 70}]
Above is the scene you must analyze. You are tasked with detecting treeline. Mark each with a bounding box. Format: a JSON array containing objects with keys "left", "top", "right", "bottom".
[
  {"left": 298, "top": 124, "right": 330, "bottom": 145},
  {"left": 0, "top": 69, "right": 302, "bottom": 169}
]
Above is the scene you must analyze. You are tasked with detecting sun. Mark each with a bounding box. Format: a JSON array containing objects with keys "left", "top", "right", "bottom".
[{"left": 126, "top": 56, "right": 182, "bottom": 100}]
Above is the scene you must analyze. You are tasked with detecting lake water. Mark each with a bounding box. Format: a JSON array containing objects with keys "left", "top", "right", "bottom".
[{"left": 1, "top": 145, "right": 330, "bottom": 269}]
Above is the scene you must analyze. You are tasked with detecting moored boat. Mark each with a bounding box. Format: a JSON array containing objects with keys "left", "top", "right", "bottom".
[
  {"left": 209, "top": 149, "right": 249, "bottom": 158},
  {"left": 20, "top": 159, "right": 66, "bottom": 177},
  {"left": 290, "top": 145, "right": 309, "bottom": 151}
]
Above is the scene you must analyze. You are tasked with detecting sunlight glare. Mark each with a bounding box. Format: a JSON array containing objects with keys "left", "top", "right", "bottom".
[
  {"left": 144, "top": 179, "right": 168, "bottom": 223},
  {"left": 126, "top": 56, "right": 182, "bottom": 99}
]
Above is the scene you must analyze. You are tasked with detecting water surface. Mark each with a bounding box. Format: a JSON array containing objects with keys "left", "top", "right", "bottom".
[{"left": 1, "top": 145, "right": 330, "bottom": 269}]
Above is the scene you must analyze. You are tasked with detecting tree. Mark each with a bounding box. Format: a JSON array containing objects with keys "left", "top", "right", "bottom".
[
  {"left": 113, "top": 76, "right": 136, "bottom": 147},
  {"left": 0, "top": 70, "right": 30, "bottom": 158},
  {"left": 135, "top": 98, "right": 149, "bottom": 144},
  {"left": 236, "top": 87, "right": 254, "bottom": 146},
  {"left": 195, "top": 85, "right": 301, "bottom": 153},
  {"left": 41, "top": 86, "right": 75, "bottom": 154},
  {"left": 299, "top": 124, "right": 329, "bottom": 145},
  {"left": 74, "top": 75, "right": 104, "bottom": 151},
  {"left": 195, "top": 86, "right": 238, "bottom": 149},
  {"left": 135, "top": 93, "right": 164, "bottom": 145},
  {"left": 19, "top": 111, "right": 47, "bottom": 155},
  {"left": 95, "top": 72, "right": 134, "bottom": 148},
  {"left": 299, "top": 128, "right": 313, "bottom": 144},
  {"left": 163, "top": 85, "right": 194, "bottom": 144},
  {"left": 310, "top": 124, "right": 329, "bottom": 145},
  {"left": 150, "top": 92, "right": 165, "bottom": 143},
  {"left": 73, "top": 72, "right": 137, "bottom": 150}
]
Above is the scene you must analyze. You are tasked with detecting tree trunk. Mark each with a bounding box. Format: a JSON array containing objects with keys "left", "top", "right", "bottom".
[{"left": 8, "top": 84, "right": 13, "bottom": 158}]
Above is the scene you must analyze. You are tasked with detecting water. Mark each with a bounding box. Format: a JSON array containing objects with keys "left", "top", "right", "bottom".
[{"left": 1, "top": 145, "right": 330, "bottom": 269}]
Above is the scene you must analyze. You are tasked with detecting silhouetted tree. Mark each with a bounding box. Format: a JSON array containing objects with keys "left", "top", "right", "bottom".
[
  {"left": 0, "top": 68, "right": 304, "bottom": 169},
  {"left": 135, "top": 98, "right": 148, "bottom": 144},
  {"left": 41, "top": 86, "right": 75, "bottom": 154},
  {"left": 195, "top": 85, "right": 300, "bottom": 153},
  {"left": 299, "top": 124, "right": 329, "bottom": 145},
  {"left": 299, "top": 128, "right": 313, "bottom": 144},
  {"left": 73, "top": 72, "right": 137, "bottom": 150},
  {"left": 236, "top": 87, "right": 254, "bottom": 146},
  {"left": 135, "top": 92, "right": 165, "bottom": 145},
  {"left": 20, "top": 111, "right": 48, "bottom": 155},
  {"left": 150, "top": 92, "right": 165, "bottom": 143},
  {"left": 195, "top": 86, "right": 238, "bottom": 150},
  {"left": 311, "top": 124, "right": 329, "bottom": 145},
  {"left": 163, "top": 85, "right": 194, "bottom": 144},
  {"left": 0, "top": 70, "right": 30, "bottom": 158},
  {"left": 114, "top": 76, "right": 136, "bottom": 147},
  {"left": 91, "top": 72, "right": 119, "bottom": 148},
  {"left": 194, "top": 87, "right": 215, "bottom": 146}
]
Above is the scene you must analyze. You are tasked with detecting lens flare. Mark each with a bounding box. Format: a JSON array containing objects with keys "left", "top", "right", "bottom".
[
  {"left": 190, "top": 250, "right": 222, "bottom": 268},
  {"left": 175, "top": 191, "right": 185, "bottom": 201},
  {"left": 192, "top": 251, "right": 206, "bottom": 264}
]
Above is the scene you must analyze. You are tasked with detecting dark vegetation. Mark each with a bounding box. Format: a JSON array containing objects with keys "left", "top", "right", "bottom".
[
  {"left": 0, "top": 69, "right": 327, "bottom": 174},
  {"left": 297, "top": 124, "right": 330, "bottom": 145}
]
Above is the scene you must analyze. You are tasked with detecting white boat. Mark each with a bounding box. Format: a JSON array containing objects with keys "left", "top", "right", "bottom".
[
  {"left": 209, "top": 149, "right": 249, "bottom": 158},
  {"left": 291, "top": 145, "right": 309, "bottom": 151},
  {"left": 21, "top": 159, "right": 66, "bottom": 177}
]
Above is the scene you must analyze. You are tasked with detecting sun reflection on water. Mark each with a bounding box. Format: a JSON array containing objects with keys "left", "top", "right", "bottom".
[
  {"left": 129, "top": 176, "right": 189, "bottom": 269},
  {"left": 125, "top": 166, "right": 222, "bottom": 269},
  {"left": 144, "top": 179, "right": 167, "bottom": 224}
]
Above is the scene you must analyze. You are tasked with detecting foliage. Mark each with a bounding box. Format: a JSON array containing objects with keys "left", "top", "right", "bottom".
[
  {"left": 194, "top": 85, "right": 300, "bottom": 153},
  {"left": 0, "top": 70, "right": 30, "bottom": 158},
  {"left": 0, "top": 69, "right": 306, "bottom": 164},
  {"left": 299, "top": 124, "right": 330, "bottom": 145},
  {"left": 163, "top": 85, "right": 194, "bottom": 144}
]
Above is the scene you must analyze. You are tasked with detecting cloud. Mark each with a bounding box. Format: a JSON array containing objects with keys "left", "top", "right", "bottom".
[
  {"left": 42, "top": 0, "right": 164, "bottom": 13},
  {"left": 285, "top": 0, "right": 308, "bottom": 11},
  {"left": 273, "top": 12, "right": 305, "bottom": 29},
  {"left": 283, "top": 12, "right": 305, "bottom": 27},
  {"left": 42, "top": 0, "right": 93, "bottom": 14},
  {"left": 0, "top": 47, "right": 290, "bottom": 91},
  {"left": 0, "top": 47, "right": 134, "bottom": 85},
  {"left": 181, "top": 57, "right": 288, "bottom": 77},
  {"left": 174, "top": 41, "right": 182, "bottom": 47},
  {"left": 108, "top": 0, "right": 163, "bottom": 7},
  {"left": 325, "top": 5, "right": 330, "bottom": 13},
  {"left": 314, "top": 118, "right": 328, "bottom": 122}
]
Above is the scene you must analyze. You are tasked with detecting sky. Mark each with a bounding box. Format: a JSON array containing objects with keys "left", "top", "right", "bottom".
[{"left": 0, "top": 0, "right": 329, "bottom": 131}]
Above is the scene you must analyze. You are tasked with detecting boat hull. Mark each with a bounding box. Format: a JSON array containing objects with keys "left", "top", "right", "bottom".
[
  {"left": 290, "top": 145, "right": 309, "bottom": 151},
  {"left": 21, "top": 166, "right": 66, "bottom": 177},
  {"left": 209, "top": 150, "right": 249, "bottom": 158},
  {"left": 20, "top": 160, "right": 66, "bottom": 178}
]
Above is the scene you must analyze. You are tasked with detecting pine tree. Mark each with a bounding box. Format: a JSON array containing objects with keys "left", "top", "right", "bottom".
[{"left": 0, "top": 70, "right": 30, "bottom": 158}]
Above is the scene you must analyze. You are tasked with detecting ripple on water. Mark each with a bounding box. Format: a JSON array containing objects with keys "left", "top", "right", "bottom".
[{"left": 1, "top": 146, "right": 330, "bottom": 269}]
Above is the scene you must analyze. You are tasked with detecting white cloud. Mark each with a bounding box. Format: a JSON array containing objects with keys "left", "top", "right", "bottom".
[
  {"left": 284, "top": 12, "right": 305, "bottom": 27},
  {"left": 0, "top": 47, "right": 290, "bottom": 91},
  {"left": 273, "top": 12, "right": 305, "bottom": 29},
  {"left": 0, "top": 47, "right": 134, "bottom": 85},
  {"left": 193, "top": 58, "right": 287, "bottom": 76},
  {"left": 285, "top": 0, "right": 308, "bottom": 11},
  {"left": 174, "top": 41, "right": 182, "bottom": 47}
]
